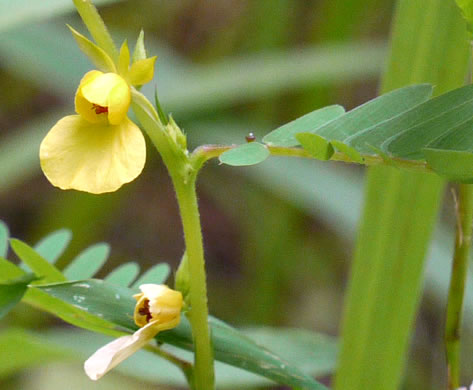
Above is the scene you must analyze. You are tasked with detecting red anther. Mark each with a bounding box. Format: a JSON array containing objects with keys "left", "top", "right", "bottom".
[{"left": 91, "top": 104, "right": 109, "bottom": 115}]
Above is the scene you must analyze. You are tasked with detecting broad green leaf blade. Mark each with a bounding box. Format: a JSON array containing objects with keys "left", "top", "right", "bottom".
[
  {"left": 0, "top": 328, "right": 70, "bottom": 379},
  {"left": 63, "top": 243, "right": 110, "bottom": 280},
  {"left": 263, "top": 105, "right": 345, "bottom": 147},
  {"left": 424, "top": 149, "right": 473, "bottom": 183},
  {"left": 10, "top": 239, "right": 66, "bottom": 283},
  {"left": 34, "top": 229, "right": 72, "bottom": 264},
  {"left": 105, "top": 262, "right": 140, "bottom": 287},
  {"left": 38, "top": 280, "right": 329, "bottom": 390},
  {"left": 0, "top": 273, "right": 37, "bottom": 318},
  {"left": 219, "top": 143, "right": 270, "bottom": 166},
  {"left": 131, "top": 263, "right": 171, "bottom": 287},
  {"left": 0, "top": 220, "right": 9, "bottom": 258},
  {"left": 68, "top": 25, "right": 116, "bottom": 73},
  {"left": 314, "top": 84, "right": 433, "bottom": 141},
  {"left": 382, "top": 85, "right": 473, "bottom": 159},
  {"left": 296, "top": 133, "right": 334, "bottom": 160},
  {"left": 455, "top": 0, "right": 473, "bottom": 37}
]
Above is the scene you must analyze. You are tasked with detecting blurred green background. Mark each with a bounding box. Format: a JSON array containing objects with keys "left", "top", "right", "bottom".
[{"left": 0, "top": 0, "right": 470, "bottom": 389}]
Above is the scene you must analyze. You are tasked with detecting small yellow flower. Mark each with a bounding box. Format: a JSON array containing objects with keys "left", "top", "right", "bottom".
[
  {"left": 40, "top": 70, "right": 146, "bottom": 194},
  {"left": 84, "top": 284, "right": 183, "bottom": 380}
]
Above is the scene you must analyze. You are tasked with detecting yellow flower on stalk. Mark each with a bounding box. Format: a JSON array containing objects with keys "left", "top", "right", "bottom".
[
  {"left": 39, "top": 70, "right": 145, "bottom": 194},
  {"left": 84, "top": 284, "right": 183, "bottom": 380}
]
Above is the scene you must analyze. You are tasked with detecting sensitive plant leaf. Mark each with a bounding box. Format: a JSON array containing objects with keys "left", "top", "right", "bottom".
[
  {"left": 0, "top": 220, "right": 9, "bottom": 258},
  {"left": 38, "top": 279, "right": 329, "bottom": 389},
  {"left": 10, "top": 239, "right": 65, "bottom": 283},
  {"left": 63, "top": 243, "right": 110, "bottom": 280},
  {"left": 314, "top": 84, "right": 433, "bottom": 141},
  {"left": 331, "top": 140, "right": 364, "bottom": 163},
  {"left": 219, "top": 143, "right": 270, "bottom": 166},
  {"left": 263, "top": 105, "right": 345, "bottom": 147},
  {"left": 105, "top": 262, "right": 140, "bottom": 287},
  {"left": 34, "top": 228, "right": 72, "bottom": 264},
  {"left": 132, "top": 30, "right": 147, "bottom": 63},
  {"left": 455, "top": 0, "right": 473, "bottom": 37},
  {"left": 131, "top": 263, "right": 171, "bottom": 288},
  {"left": 0, "top": 273, "right": 37, "bottom": 318},
  {"left": 296, "top": 133, "right": 334, "bottom": 161},
  {"left": 0, "top": 328, "right": 71, "bottom": 379},
  {"left": 68, "top": 25, "right": 116, "bottom": 73}
]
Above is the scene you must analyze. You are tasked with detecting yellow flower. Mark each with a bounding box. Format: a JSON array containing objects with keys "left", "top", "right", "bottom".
[
  {"left": 84, "top": 284, "right": 183, "bottom": 380},
  {"left": 39, "top": 70, "right": 146, "bottom": 194}
]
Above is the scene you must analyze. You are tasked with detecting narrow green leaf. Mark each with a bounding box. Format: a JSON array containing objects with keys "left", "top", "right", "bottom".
[
  {"left": 10, "top": 239, "right": 66, "bottom": 283},
  {"left": 424, "top": 149, "right": 473, "bottom": 183},
  {"left": 263, "top": 105, "right": 345, "bottom": 147},
  {"left": 219, "top": 143, "right": 270, "bottom": 166},
  {"left": 314, "top": 84, "right": 433, "bottom": 141},
  {"left": 132, "top": 30, "right": 147, "bottom": 63},
  {"left": 0, "top": 273, "right": 37, "bottom": 318},
  {"left": 0, "top": 259, "right": 24, "bottom": 281},
  {"left": 296, "top": 133, "right": 334, "bottom": 161},
  {"left": 132, "top": 263, "right": 170, "bottom": 287},
  {"left": 0, "top": 328, "right": 71, "bottom": 379},
  {"left": 38, "top": 280, "right": 329, "bottom": 390},
  {"left": 68, "top": 25, "right": 116, "bottom": 73},
  {"left": 455, "top": 0, "right": 473, "bottom": 37},
  {"left": 0, "top": 220, "right": 9, "bottom": 258},
  {"left": 34, "top": 229, "right": 72, "bottom": 264},
  {"left": 105, "top": 262, "right": 140, "bottom": 287},
  {"left": 63, "top": 243, "right": 110, "bottom": 280}
]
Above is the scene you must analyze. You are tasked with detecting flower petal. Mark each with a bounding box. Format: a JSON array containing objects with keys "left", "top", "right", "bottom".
[
  {"left": 80, "top": 72, "right": 123, "bottom": 107},
  {"left": 40, "top": 115, "right": 146, "bottom": 194},
  {"left": 84, "top": 321, "right": 160, "bottom": 380},
  {"left": 108, "top": 79, "right": 131, "bottom": 125}
]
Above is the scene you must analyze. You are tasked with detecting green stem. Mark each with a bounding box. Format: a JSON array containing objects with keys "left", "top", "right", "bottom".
[
  {"left": 191, "top": 144, "right": 429, "bottom": 172},
  {"left": 172, "top": 177, "right": 215, "bottom": 390},
  {"left": 445, "top": 183, "right": 473, "bottom": 390},
  {"left": 73, "top": 0, "right": 119, "bottom": 63}
]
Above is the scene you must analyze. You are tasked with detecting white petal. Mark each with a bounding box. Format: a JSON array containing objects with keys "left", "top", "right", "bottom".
[{"left": 84, "top": 322, "right": 159, "bottom": 380}]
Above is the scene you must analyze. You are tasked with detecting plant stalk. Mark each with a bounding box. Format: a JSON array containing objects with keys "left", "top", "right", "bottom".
[
  {"left": 445, "top": 183, "right": 473, "bottom": 390},
  {"left": 172, "top": 177, "right": 215, "bottom": 390}
]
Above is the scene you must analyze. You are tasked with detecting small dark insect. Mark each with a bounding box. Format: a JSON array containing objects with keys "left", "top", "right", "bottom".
[
  {"left": 245, "top": 132, "right": 256, "bottom": 143},
  {"left": 91, "top": 103, "right": 108, "bottom": 115}
]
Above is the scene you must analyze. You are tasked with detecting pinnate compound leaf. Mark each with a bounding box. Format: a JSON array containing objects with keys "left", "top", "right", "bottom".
[
  {"left": 0, "top": 221, "right": 9, "bottom": 258},
  {"left": 10, "top": 239, "right": 65, "bottom": 283},
  {"left": 0, "top": 273, "right": 37, "bottom": 318},
  {"left": 68, "top": 25, "right": 116, "bottom": 73},
  {"left": 34, "top": 229, "right": 72, "bottom": 264},
  {"left": 219, "top": 142, "right": 270, "bottom": 166},
  {"left": 63, "top": 243, "right": 110, "bottom": 280},
  {"left": 105, "top": 262, "right": 140, "bottom": 287},
  {"left": 131, "top": 263, "right": 170, "bottom": 287},
  {"left": 38, "top": 279, "right": 329, "bottom": 389},
  {"left": 455, "top": 0, "right": 473, "bottom": 37},
  {"left": 263, "top": 105, "right": 345, "bottom": 147},
  {"left": 296, "top": 133, "right": 334, "bottom": 161}
]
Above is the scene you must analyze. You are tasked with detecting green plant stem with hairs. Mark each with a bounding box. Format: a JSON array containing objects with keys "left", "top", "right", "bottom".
[{"left": 445, "top": 183, "right": 473, "bottom": 390}]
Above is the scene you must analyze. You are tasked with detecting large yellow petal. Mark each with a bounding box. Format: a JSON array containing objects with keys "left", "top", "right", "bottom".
[
  {"left": 129, "top": 56, "right": 156, "bottom": 86},
  {"left": 107, "top": 80, "right": 131, "bottom": 125},
  {"left": 39, "top": 115, "right": 146, "bottom": 194}
]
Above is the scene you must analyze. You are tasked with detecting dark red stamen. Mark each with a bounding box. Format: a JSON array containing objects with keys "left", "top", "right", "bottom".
[
  {"left": 138, "top": 299, "right": 152, "bottom": 323},
  {"left": 91, "top": 104, "right": 109, "bottom": 115}
]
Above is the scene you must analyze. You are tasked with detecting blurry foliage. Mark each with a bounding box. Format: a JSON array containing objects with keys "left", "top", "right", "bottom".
[{"left": 0, "top": 0, "right": 468, "bottom": 389}]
